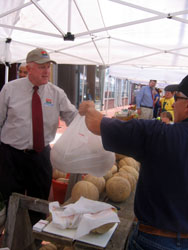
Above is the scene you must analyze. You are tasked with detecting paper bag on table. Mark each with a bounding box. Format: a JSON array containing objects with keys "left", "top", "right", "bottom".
[
  {"left": 50, "top": 114, "right": 115, "bottom": 177},
  {"left": 49, "top": 196, "right": 120, "bottom": 239}
]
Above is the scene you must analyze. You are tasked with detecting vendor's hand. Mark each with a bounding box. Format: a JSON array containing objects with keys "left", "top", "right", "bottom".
[
  {"left": 85, "top": 107, "right": 103, "bottom": 135},
  {"left": 79, "top": 101, "right": 103, "bottom": 135},
  {"left": 79, "top": 101, "right": 95, "bottom": 116}
]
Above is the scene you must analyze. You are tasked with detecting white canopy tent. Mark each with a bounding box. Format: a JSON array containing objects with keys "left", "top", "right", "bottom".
[
  {"left": 1, "top": 0, "right": 188, "bottom": 84},
  {"left": 109, "top": 65, "right": 188, "bottom": 88}
]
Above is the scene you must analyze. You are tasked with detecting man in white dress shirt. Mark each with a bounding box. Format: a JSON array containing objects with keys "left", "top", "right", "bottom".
[{"left": 0, "top": 48, "right": 78, "bottom": 226}]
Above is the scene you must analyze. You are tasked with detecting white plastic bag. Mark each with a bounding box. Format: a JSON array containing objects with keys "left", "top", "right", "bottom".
[{"left": 50, "top": 114, "right": 115, "bottom": 177}]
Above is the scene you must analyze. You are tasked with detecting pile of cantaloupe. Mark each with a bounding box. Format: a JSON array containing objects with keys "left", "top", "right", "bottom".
[
  {"left": 63, "top": 155, "right": 140, "bottom": 235},
  {"left": 52, "top": 154, "right": 140, "bottom": 204},
  {"left": 49, "top": 155, "right": 140, "bottom": 237},
  {"left": 105, "top": 155, "right": 140, "bottom": 202},
  {"left": 70, "top": 155, "right": 140, "bottom": 204}
]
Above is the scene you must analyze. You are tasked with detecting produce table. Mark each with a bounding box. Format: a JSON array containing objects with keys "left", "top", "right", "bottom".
[
  {"left": 2, "top": 190, "right": 135, "bottom": 250},
  {"left": 113, "top": 105, "right": 138, "bottom": 122}
]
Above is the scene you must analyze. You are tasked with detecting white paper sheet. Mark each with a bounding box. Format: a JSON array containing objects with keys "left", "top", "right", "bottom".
[
  {"left": 43, "top": 221, "right": 118, "bottom": 248},
  {"left": 49, "top": 197, "right": 120, "bottom": 239}
]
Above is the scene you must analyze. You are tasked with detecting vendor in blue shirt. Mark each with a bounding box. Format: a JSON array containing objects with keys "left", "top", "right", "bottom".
[
  {"left": 79, "top": 75, "right": 188, "bottom": 250},
  {"left": 136, "top": 80, "right": 157, "bottom": 119}
]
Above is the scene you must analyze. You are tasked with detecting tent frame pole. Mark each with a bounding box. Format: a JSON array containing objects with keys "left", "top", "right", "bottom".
[{"left": 31, "top": 0, "right": 65, "bottom": 36}]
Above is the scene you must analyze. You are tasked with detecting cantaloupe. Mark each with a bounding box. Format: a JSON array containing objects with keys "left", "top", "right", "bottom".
[
  {"left": 125, "top": 172, "right": 136, "bottom": 191},
  {"left": 115, "top": 153, "right": 126, "bottom": 161},
  {"left": 71, "top": 181, "right": 99, "bottom": 202},
  {"left": 106, "top": 176, "right": 131, "bottom": 202},
  {"left": 118, "top": 159, "right": 128, "bottom": 168},
  {"left": 91, "top": 222, "right": 115, "bottom": 234},
  {"left": 52, "top": 168, "right": 66, "bottom": 179},
  {"left": 123, "top": 157, "right": 140, "bottom": 171},
  {"left": 83, "top": 174, "right": 105, "bottom": 194},
  {"left": 56, "top": 178, "right": 69, "bottom": 184},
  {"left": 114, "top": 171, "right": 136, "bottom": 191},
  {"left": 103, "top": 170, "right": 113, "bottom": 181},
  {"left": 118, "top": 156, "right": 140, "bottom": 171},
  {"left": 39, "top": 243, "right": 57, "bottom": 250},
  {"left": 119, "top": 165, "right": 139, "bottom": 180},
  {"left": 114, "top": 171, "right": 129, "bottom": 179},
  {"left": 111, "top": 164, "right": 118, "bottom": 174}
]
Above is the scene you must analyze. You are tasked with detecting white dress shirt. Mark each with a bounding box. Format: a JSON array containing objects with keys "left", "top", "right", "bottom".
[{"left": 0, "top": 77, "right": 78, "bottom": 150}]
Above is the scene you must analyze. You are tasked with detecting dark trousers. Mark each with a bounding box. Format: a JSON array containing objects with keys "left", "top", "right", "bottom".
[
  {"left": 0, "top": 143, "right": 52, "bottom": 225},
  {"left": 153, "top": 106, "right": 160, "bottom": 118}
]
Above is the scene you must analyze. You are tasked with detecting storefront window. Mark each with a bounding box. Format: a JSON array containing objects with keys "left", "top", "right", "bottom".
[{"left": 104, "top": 75, "right": 115, "bottom": 98}]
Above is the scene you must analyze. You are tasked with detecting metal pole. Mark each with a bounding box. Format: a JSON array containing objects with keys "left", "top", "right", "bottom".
[
  {"left": 5, "top": 38, "right": 12, "bottom": 84},
  {"left": 105, "top": 77, "right": 110, "bottom": 115},
  {"left": 81, "top": 66, "right": 86, "bottom": 102},
  {"left": 5, "top": 65, "right": 9, "bottom": 83},
  {"left": 68, "top": 0, "right": 72, "bottom": 32}
]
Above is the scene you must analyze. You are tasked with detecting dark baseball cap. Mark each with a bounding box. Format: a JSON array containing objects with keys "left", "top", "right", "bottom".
[
  {"left": 164, "top": 75, "right": 188, "bottom": 97},
  {"left": 26, "top": 48, "right": 56, "bottom": 64},
  {"left": 164, "top": 84, "right": 178, "bottom": 92}
]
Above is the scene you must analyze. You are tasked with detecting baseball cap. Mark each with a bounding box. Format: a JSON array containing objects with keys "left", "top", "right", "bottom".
[
  {"left": 26, "top": 48, "right": 56, "bottom": 64},
  {"left": 165, "top": 75, "right": 188, "bottom": 97},
  {"left": 164, "top": 84, "right": 178, "bottom": 92}
]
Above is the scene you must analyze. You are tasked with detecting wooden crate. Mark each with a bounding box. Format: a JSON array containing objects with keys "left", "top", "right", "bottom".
[{"left": 3, "top": 191, "right": 135, "bottom": 250}]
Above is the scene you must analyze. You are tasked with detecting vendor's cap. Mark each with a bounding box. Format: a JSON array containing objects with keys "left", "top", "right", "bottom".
[
  {"left": 26, "top": 48, "right": 56, "bottom": 64},
  {"left": 164, "top": 84, "right": 178, "bottom": 92},
  {"left": 166, "top": 75, "right": 188, "bottom": 97}
]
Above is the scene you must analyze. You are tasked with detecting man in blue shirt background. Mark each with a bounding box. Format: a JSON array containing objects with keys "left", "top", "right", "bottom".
[{"left": 136, "top": 80, "right": 157, "bottom": 119}]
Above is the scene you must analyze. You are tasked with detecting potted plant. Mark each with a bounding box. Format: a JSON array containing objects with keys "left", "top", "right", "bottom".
[{"left": 0, "top": 192, "right": 6, "bottom": 228}]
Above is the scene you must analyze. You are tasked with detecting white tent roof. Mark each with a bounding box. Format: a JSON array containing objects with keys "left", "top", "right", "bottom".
[
  {"left": 1, "top": 0, "right": 188, "bottom": 84},
  {"left": 109, "top": 65, "right": 188, "bottom": 86}
]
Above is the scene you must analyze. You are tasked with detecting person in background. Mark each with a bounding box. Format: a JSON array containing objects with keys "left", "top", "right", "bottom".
[
  {"left": 136, "top": 80, "right": 157, "bottom": 119},
  {"left": 153, "top": 88, "right": 161, "bottom": 118},
  {"left": 0, "top": 48, "right": 78, "bottom": 227},
  {"left": 18, "top": 63, "right": 28, "bottom": 78},
  {"left": 79, "top": 75, "right": 188, "bottom": 250},
  {"left": 160, "top": 86, "right": 175, "bottom": 121},
  {"left": 160, "top": 111, "right": 173, "bottom": 124}
]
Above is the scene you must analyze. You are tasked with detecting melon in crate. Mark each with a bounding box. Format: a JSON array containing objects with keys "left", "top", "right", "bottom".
[
  {"left": 106, "top": 176, "right": 131, "bottom": 202},
  {"left": 120, "top": 165, "right": 139, "bottom": 180},
  {"left": 83, "top": 174, "right": 105, "bottom": 194},
  {"left": 71, "top": 180, "right": 99, "bottom": 202}
]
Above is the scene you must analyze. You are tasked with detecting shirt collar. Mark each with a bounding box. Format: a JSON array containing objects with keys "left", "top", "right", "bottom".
[{"left": 27, "top": 78, "right": 46, "bottom": 92}]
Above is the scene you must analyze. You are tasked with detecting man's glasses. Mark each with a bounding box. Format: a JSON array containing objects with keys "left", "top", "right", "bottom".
[{"left": 174, "top": 94, "right": 188, "bottom": 102}]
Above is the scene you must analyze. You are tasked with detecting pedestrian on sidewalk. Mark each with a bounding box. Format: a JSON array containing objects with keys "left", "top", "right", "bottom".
[{"left": 136, "top": 80, "right": 157, "bottom": 119}]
